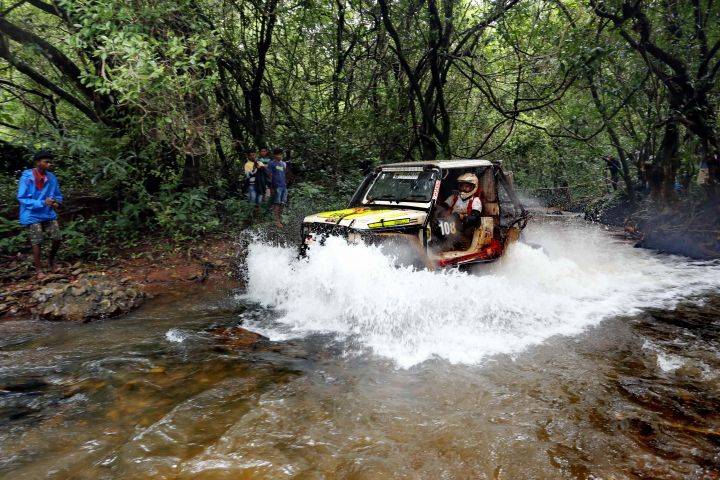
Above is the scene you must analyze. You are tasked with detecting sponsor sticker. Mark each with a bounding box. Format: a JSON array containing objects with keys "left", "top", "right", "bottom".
[{"left": 432, "top": 179, "right": 441, "bottom": 200}]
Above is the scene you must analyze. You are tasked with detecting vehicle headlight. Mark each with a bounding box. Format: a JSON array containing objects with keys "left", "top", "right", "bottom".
[{"left": 368, "top": 218, "right": 413, "bottom": 229}]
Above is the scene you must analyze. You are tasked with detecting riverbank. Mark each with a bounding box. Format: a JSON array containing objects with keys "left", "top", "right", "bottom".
[
  {"left": 0, "top": 234, "right": 244, "bottom": 321},
  {"left": 3, "top": 194, "right": 718, "bottom": 322},
  {"left": 584, "top": 193, "right": 720, "bottom": 260}
]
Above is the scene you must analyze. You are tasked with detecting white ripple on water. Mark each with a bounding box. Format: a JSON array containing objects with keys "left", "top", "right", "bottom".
[
  {"left": 642, "top": 340, "right": 686, "bottom": 372},
  {"left": 242, "top": 220, "right": 720, "bottom": 368},
  {"left": 165, "top": 328, "right": 188, "bottom": 343}
]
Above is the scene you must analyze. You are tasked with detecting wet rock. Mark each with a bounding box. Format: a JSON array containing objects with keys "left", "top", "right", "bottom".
[
  {"left": 210, "top": 326, "right": 268, "bottom": 350},
  {"left": 37, "top": 273, "right": 67, "bottom": 285},
  {"left": 70, "top": 286, "right": 86, "bottom": 297},
  {"left": 30, "top": 274, "right": 144, "bottom": 322},
  {"left": 1, "top": 378, "right": 49, "bottom": 393}
]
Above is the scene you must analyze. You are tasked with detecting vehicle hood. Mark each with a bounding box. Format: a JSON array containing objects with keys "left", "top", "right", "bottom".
[{"left": 303, "top": 207, "right": 428, "bottom": 231}]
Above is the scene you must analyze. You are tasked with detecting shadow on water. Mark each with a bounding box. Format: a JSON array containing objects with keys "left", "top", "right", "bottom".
[{"left": 1, "top": 239, "right": 719, "bottom": 478}]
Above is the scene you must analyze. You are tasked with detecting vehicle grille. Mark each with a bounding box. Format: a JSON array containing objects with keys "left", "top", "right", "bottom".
[{"left": 303, "top": 222, "right": 350, "bottom": 239}]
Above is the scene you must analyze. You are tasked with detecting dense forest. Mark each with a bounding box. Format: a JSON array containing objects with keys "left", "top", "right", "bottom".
[{"left": 0, "top": 0, "right": 718, "bottom": 257}]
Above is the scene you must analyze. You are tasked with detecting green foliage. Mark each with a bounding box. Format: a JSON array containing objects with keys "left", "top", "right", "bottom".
[
  {"left": 1, "top": 0, "right": 718, "bottom": 261},
  {"left": 58, "top": 218, "right": 94, "bottom": 259},
  {"left": 285, "top": 175, "right": 362, "bottom": 226},
  {"left": 149, "top": 187, "right": 221, "bottom": 241},
  {"left": 0, "top": 173, "right": 20, "bottom": 216},
  {"left": 219, "top": 197, "right": 254, "bottom": 227},
  {"left": 0, "top": 216, "right": 26, "bottom": 256}
]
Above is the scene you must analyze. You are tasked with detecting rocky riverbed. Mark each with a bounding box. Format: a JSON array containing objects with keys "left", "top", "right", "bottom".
[
  {"left": 0, "top": 236, "right": 243, "bottom": 322},
  {"left": 28, "top": 274, "right": 145, "bottom": 321}
]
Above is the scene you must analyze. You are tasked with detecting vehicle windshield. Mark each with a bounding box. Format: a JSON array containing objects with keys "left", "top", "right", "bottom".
[{"left": 364, "top": 169, "right": 438, "bottom": 204}]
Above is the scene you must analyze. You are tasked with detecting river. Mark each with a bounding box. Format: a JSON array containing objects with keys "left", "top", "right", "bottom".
[{"left": 1, "top": 217, "right": 719, "bottom": 479}]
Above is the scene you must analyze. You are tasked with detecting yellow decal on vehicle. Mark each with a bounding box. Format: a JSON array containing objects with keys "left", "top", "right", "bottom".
[
  {"left": 344, "top": 209, "right": 399, "bottom": 220},
  {"left": 368, "top": 218, "right": 416, "bottom": 229},
  {"left": 317, "top": 208, "right": 396, "bottom": 220},
  {"left": 317, "top": 208, "right": 367, "bottom": 219}
]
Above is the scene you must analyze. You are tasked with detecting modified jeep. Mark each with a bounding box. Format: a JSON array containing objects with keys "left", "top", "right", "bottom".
[{"left": 301, "top": 159, "right": 528, "bottom": 269}]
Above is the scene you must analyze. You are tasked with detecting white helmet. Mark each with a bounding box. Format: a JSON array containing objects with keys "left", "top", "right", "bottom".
[{"left": 457, "top": 173, "right": 479, "bottom": 200}]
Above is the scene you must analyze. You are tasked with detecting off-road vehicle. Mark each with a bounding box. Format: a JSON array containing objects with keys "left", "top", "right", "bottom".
[{"left": 301, "top": 159, "right": 528, "bottom": 269}]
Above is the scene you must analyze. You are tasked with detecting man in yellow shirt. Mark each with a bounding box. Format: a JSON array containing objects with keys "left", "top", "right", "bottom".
[{"left": 243, "top": 148, "right": 266, "bottom": 216}]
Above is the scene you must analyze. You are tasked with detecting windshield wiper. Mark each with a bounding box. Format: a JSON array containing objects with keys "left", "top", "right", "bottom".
[
  {"left": 398, "top": 194, "right": 430, "bottom": 202},
  {"left": 367, "top": 194, "right": 399, "bottom": 203}
]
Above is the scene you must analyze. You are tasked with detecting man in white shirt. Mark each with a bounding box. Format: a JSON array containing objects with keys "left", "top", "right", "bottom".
[
  {"left": 440, "top": 173, "right": 482, "bottom": 228},
  {"left": 434, "top": 172, "right": 483, "bottom": 250}
]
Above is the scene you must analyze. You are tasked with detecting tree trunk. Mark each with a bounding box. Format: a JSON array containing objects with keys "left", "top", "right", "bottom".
[
  {"left": 685, "top": 105, "right": 720, "bottom": 200},
  {"left": 215, "top": 70, "right": 246, "bottom": 155},
  {"left": 419, "top": 128, "right": 438, "bottom": 160},
  {"left": 247, "top": 88, "right": 266, "bottom": 149},
  {"left": 214, "top": 136, "right": 238, "bottom": 193},
  {"left": 332, "top": 0, "right": 345, "bottom": 117},
  {"left": 587, "top": 73, "right": 635, "bottom": 202},
  {"left": 601, "top": 122, "right": 635, "bottom": 201},
  {"left": 652, "top": 118, "right": 680, "bottom": 205},
  {"left": 181, "top": 154, "right": 202, "bottom": 189},
  {"left": 703, "top": 142, "right": 720, "bottom": 202}
]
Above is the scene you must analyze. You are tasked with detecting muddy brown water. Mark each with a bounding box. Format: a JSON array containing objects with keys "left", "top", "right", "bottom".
[{"left": 1, "top": 223, "right": 720, "bottom": 479}]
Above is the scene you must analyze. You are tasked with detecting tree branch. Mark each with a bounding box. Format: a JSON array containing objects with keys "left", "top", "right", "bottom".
[
  {"left": 0, "top": 16, "right": 96, "bottom": 101},
  {"left": 0, "top": 34, "right": 99, "bottom": 122}
]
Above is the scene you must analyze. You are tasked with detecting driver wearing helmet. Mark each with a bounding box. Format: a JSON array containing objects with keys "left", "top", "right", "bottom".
[{"left": 440, "top": 172, "right": 483, "bottom": 230}]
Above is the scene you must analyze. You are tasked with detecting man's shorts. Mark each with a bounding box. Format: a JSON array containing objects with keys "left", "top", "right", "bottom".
[
  {"left": 26, "top": 220, "right": 61, "bottom": 246},
  {"left": 273, "top": 186, "right": 288, "bottom": 205},
  {"left": 247, "top": 184, "right": 263, "bottom": 205}
]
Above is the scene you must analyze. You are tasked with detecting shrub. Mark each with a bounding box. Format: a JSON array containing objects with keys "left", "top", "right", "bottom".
[
  {"left": 0, "top": 216, "right": 26, "bottom": 256},
  {"left": 149, "top": 186, "right": 221, "bottom": 241}
]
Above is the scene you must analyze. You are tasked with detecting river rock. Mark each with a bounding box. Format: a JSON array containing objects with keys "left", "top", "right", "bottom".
[
  {"left": 210, "top": 326, "right": 268, "bottom": 350},
  {"left": 29, "top": 274, "right": 145, "bottom": 322}
]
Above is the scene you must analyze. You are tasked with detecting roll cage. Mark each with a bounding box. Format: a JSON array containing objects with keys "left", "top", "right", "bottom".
[{"left": 348, "top": 162, "right": 527, "bottom": 239}]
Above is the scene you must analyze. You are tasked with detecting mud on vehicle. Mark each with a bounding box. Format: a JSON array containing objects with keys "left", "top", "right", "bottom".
[{"left": 301, "top": 159, "right": 528, "bottom": 269}]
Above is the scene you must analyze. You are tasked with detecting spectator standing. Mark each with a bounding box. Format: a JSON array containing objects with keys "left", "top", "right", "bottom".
[
  {"left": 243, "top": 148, "right": 265, "bottom": 216},
  {"left": 257, "top": 147, "right": 273, "bottom": 201},
  {"left": 268, "top": 148, "right": 289, "bottom": 228},
  {"left": 17, "top": 150, "right": 63, "bottom": 278},
  {"left": 257, "top": 147, "right": 271, "bottom": 165}
]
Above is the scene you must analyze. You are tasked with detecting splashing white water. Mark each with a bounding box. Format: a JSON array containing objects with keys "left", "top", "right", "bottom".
[{"left": 242, "top": 220, "right": 720, "bottom": 368}]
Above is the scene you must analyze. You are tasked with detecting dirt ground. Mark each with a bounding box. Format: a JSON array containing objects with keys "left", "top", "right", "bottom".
[{"left": 0, "top": 234, "right": 244, "bottom": 320}]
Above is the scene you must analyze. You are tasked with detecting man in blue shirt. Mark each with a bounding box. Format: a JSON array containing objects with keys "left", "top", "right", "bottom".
[
  {"left": 17, "top": 150, "right": 63, "bottom": 278},
  {"left": 268, "top": 147, "right": 289, "bottom": 228}
]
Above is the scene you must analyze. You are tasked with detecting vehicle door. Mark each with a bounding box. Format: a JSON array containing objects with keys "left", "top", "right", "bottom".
[{"left": 428, "top": 167, "right": 484, "bottom": 252}]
